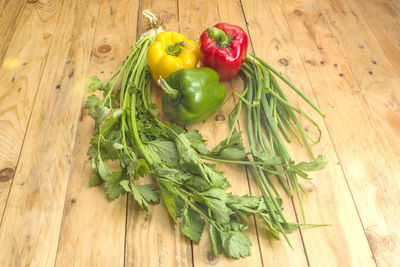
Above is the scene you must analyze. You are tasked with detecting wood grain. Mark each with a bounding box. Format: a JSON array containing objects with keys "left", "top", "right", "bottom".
[
  {"left": 270, "top": 0, "right": 400, "bottom": 265},
  {"left": 54, "top": 0, "right": 139, "bottom": 266},
  {"left": 176, "top": 1, "right": 264, "bottom": 265},
  {"left": 0, "top": 0, "right": 101, "bottom": 265},
  {"left": 315, "top": 0, "right": 400, "bottom": 160},
  {"left": 0, "top": 0, "right": 399, "bottom": 265},
  {"left": 217, "top": 1, "right": 311, "bottom": 266},
  {"left": 125, "top": 1, "right": 193, "bottom": 266},
  {"left": 351, "top": 0, "right": 400, "bottom": 74},
  {"left": 241, "top": 0, "right": 377, "bottom": 266},
  {"left": 0, "top": 0, "right": 62, "bottom": 225},
  {"left": 0, "top": 0, "right": 26, "bottom": 64}
]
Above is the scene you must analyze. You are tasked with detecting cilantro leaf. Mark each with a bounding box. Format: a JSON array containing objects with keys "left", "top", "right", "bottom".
[
  {"left": 89, "top": 172, "right": 102, "bottom": 186},
  {"left": 221, "top": 231, "right": 252, "bottom": 259},
  {"left": 97, "top": 157, "right": 109, "bottom": 180},
  {"left": 88, "top": 76, "right": 103, "bottom": 91},
  {"left": 95, "top": 105, "right": 111, "bottom": 124},
  {"left": 181, "top": 208, "right": 205, "bottom": 243},
  {"left": 210, "top": 224, "right": 222, "bottom": 257}
]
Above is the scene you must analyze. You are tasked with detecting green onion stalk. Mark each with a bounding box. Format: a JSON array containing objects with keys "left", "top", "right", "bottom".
[{"left": 227, "top": 54, "right": 327, "bottom": 222}]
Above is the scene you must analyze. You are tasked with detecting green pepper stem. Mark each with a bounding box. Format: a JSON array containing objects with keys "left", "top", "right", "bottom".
[
  {"left": 157, "top": 77, "right": 180, "bottom": 99},
  {"left": 207, "top": 27, "right": 231, "bottom": 48},
  {"left": 166, "top": 41, "right": 186, "bottom": 56}
]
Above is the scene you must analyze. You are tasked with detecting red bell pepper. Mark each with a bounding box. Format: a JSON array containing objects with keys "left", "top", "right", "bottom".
[{"left": 199, "top": 23, "right": 248, "bottom": 81}]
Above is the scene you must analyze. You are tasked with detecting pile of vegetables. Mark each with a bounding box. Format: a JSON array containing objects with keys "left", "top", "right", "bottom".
[{"left": 86, "top": 14, "right": 327, "bottom": 259}]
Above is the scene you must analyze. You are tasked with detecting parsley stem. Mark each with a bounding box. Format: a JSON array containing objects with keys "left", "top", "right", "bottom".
[{"left": 199, "top": 155, "right": 281, "bottom": 166}]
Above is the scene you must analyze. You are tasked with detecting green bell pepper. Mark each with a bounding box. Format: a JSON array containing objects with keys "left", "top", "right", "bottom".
[{"left": 158, "top": 67, "right": 227, "bottom": 126}]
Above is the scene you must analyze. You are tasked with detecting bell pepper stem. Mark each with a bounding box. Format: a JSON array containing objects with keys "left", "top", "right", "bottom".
[
  {"left": 166, "top": 41, "right": 186, "bottom": 56},
  {"left": 158, "top": 77, "right": 179, "bottom": 99},
  {"left": 207, "top": 27, "right": 231, "bottom": 48}
]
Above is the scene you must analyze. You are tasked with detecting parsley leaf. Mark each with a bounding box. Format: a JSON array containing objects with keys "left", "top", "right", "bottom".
[
  {"left": 144, "top": 140, "right": 179, "bottom": 167},
  {"left": 209, "top": 131, "right": 247, "bottom": 160},
  {"left": 194, "top": 189, "right": 231, "bottom": 224},
  {"left": 158, "top": 180, "right": 184, "bottom": 222},
  {"left": 184, "top": 130, "right": 209, "bottom": 154},
  {"left": 104, "top": 170, "right": 127, "bottom": 200}
]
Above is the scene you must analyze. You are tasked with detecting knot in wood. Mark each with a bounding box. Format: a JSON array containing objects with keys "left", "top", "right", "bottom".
[
  {"left": 293, "top": 9, "right": 303, "bottom": 16},
  {"left": 215, "top": 114, "right": 225, "bottom": 121},
  {"left": 279, "top": 58, "right": 289, "bottom": 66},
  {"left": 0, "top": 168, "right": 14, "bottom": 182}
]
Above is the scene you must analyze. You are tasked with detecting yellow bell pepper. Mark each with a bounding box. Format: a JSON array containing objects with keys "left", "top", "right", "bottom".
[{"left": 147, "top": 31, "right": 200, "bottom": 82}]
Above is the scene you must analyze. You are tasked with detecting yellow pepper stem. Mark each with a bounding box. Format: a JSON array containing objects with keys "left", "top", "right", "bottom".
[{"left": 166, "top": 41, "right": 186, "bottom": 56}]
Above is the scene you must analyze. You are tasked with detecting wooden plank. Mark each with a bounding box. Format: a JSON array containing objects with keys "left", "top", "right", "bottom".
[
  {"left": 0, "top": 0, "right": 101, "bottom": 266},
  {"left": 312, "top": 0, "right": 400, "bottom": 265},
  {"left": 271, "top": 0, "right": 400, "bottom": 265},
  {"left": 54, "top": 0, "right": 139, "bottom": 266},
  {"left": 215, "top": 0, "right": 310, "bottom": 266},
  {"left": 0, "top": 0, "right": 62, "bottom": 223},
  {"left": 241, "top": 0, "right": 377, "bottom": 266},
  {"left": 351, "top": 0, "right": 400, "bottom": 74},
  {"left": 124, "top": 1, "right": 193, "bottom": 266},
  {"left": 176, "top": 1, "right": 263, "bottom": 265},
  {"left": 315, "top": 0, "right": 400, "bottom": 160},
  {"left": 0, "top": 0, "right": 26, "bottom": 63}
]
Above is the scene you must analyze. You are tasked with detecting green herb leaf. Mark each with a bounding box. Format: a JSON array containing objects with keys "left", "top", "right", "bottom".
[
  {"left": 221, "top": 231, "right": 252, "bottom": 259},
  {"left": 97, "top": 157, "right": 109, "bottom": 180},
  {"left": 210, "top": 224, "right": 222, "bottom": 257},
  {"left": 185, "top": 130, "right": 209, "bottom": 154},
  {"left": 181, "top": 208, "right": 205, "bottom": 243},
  {"left": 195, "top": 189, "right": 231, "bottom": 224},
  {"left": 144, "top": 140, "right": 179, "bottom": 166},
  {"left": 89, "top": 76, "right": 103, "bottom": 91},
  {"left": 89, "top": 172, "right": 102, "bottom": 186},
  {"left": 104, "top": 170, "right": 126, "bottom": 200},
  {"left": 210, "top": 131, "right": 247, "bottom": 160},
  {"left": 158, "top": 180, "right": 184, "bottom": 222},
  {"left": 136, "top": 184, "right": 160, "bottom": 204},
  {"left": 294, "top": 155, "right": 327, "bottom": 172}
]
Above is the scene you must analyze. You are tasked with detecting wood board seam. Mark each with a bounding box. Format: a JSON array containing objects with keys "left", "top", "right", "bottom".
[
  {"left": 238, "top": 1, "right": 311, "bottom": 265},
  {"left": 312, "top": 0, "right": 384, "bottom": 265},
  {"left": 215, "top": 2, "right": 269, "bottom": 265},
  {"left": 351, "top": 0, "right": 400, "bottom": 76},
  {"left": 0, "top": 1, "right": 27, "bottom": 66},
  {"left": 272, "top": 2, "right": 371, "bottom": 265},
  {"left": 52, "top": 1, "right": 104, "bottom": 266},
  {"left": 0, "top": 0, "right": 65, "bottom": 229}
]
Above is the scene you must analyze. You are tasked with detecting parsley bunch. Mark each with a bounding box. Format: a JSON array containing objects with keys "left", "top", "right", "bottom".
[{"left": 85, "top": 27, "right": 297, "bottom": 258}]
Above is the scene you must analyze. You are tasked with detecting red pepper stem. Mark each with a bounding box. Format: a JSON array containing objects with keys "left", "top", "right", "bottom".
[
  {"left": 158, "top": 77, "right": 179, "bottom": 99},
  {"left": 207, "top": 27, "right": 231, "bottom": 48},
  {"left": 166, "top": 41, "right": 186, "bottom": 56}
]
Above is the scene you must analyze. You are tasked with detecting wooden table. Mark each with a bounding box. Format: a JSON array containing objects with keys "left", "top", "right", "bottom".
[{"left": 0, "top": 0, "right": 399, "bottom": 266}]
